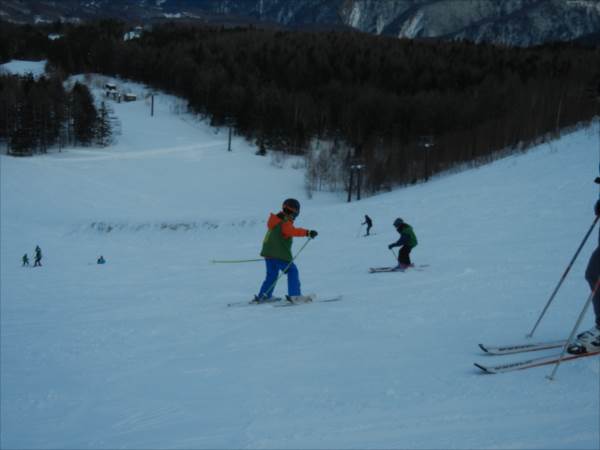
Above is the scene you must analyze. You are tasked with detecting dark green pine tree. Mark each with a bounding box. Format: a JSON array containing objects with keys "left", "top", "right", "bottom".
[
  {"left": 9, "top": 97, "right": 35, "bottom": 156},
  {"left": 95, "top": 101, "right": 113, "bottom": 147},
  {"left": 70, "top": 82, "right": 97, "bottom": 145}
]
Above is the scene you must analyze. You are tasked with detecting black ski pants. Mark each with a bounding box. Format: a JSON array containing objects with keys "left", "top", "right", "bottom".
[
  {"left": 585, "top": 245, "right": 600, "bottom": 328},
  {"left": 398, "top": 245, "right": 412, "bottom": 266}
]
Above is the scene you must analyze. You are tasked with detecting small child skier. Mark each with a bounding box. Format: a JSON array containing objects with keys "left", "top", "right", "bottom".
[
  {"left": 255, "top": 198, "right": 318, "bottom": 303},
  {"left": 388, "top": 218, "right": 418, "bottom": 270},
  {"left": 22, "top": 254, "right": 29, "bottom": 266}
]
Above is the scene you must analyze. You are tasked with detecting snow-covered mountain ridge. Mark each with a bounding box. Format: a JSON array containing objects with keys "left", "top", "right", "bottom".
[{"left": 3, "top": 0, "right": 600, "bottom": 46}]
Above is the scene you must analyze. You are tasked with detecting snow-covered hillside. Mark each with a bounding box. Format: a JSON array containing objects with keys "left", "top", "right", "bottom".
[
  {"left": 0, "top": 59, "right": 47, "bottom": 79},
  {"left": 1, "top": 64, "right": 599, "bottom": 449}
]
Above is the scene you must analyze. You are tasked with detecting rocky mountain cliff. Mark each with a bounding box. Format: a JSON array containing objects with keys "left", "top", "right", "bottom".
[{"left": 2, "top": 0, "right": 600, "bottom": 46}]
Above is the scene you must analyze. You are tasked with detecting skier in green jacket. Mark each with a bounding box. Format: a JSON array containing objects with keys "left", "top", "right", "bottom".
[{"left": 388, "top": 218, "right": 418, "bottom": 270}]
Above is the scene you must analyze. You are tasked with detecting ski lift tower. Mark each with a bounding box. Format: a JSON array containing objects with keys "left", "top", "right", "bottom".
[
  {"left": 150, "top": 91, "right": 156, "bottom": 117},
  {"left": 348, "top": 159, "right": 365, "bottom": 202}
]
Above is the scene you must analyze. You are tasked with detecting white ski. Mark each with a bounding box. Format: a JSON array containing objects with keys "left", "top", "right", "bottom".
[
  {"left": 478, "top": 339, "right": 567, "bottom": 355},
  {"left": 368, "top": 264, "right": 428, "bottom": 273},
  {"left": 227, "top": 297, "right": 283, "bottom": 308},
  {"left": 274, "top": 294, "right": 343, "bottom": 307}
]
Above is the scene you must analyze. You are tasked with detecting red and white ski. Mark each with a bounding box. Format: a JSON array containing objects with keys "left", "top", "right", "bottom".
[{"left": 474, "top": 349, "right": 600, "bottom": 374}]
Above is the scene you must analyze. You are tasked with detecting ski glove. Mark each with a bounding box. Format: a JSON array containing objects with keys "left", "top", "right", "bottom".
[
  {"left": 595, "top": 199, "right": 600, "bottom": 217},
  {"left": 308, "top": 230, "right": 318, "bottom": 239},
  {"left": 388, "top": 244, "right": 394, "bottom": 249}
]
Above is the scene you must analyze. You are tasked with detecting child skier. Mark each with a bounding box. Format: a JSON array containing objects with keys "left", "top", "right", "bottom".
[
  {"left": 255, "top": 198, "right": 318, "bottom": 303},
  {"left": 22, "top": 254, "right": 29, "bottom": 266},
  {"left": 388, "top": 218, "right": 418, "bottom": 270}
]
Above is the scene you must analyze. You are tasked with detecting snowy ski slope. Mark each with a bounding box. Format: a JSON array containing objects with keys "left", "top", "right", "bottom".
[{"left": 1, "top": 62, "right": 599, "bottom": 449}]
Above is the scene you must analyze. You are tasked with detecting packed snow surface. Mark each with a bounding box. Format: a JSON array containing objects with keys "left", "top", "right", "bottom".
[{"left": 1, "top": 64, "right": 599, "bottom": 449}]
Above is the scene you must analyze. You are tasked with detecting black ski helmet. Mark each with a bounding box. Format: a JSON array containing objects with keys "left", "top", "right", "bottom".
[
  {"left": 282, "top": 198, "right": 300, "bottom": 218},
  {"left": 393, "top": 218, "right": 404, "bottom": 228}
]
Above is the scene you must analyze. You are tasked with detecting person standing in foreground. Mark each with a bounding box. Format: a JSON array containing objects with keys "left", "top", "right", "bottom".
[
  {"left": 255, "top": 198, "right": 318, "bottom": 303},
  {"left": 388, "top": 218, "right": 418, "bottom": 271},
  {"left": 570, "top": 188, "right": 600, "bottom": 353}
]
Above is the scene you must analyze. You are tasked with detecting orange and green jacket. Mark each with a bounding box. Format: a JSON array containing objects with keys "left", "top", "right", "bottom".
[{"left": 260, "top": 212, "right": 309, "bottom": 262}]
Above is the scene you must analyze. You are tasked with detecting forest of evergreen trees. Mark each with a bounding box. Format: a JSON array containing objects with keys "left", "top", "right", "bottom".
[
  {"left": 1, "top": 20, "right": 599, "bottom": 190},
  {"left": 0, "top": 73, "right": 115, "bottom": 156}
]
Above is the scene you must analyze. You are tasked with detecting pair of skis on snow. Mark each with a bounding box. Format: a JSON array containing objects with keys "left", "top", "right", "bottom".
[
  {"left": 475, "top": 339, "right": 600, "bottom": 374},
  {"left": 227, "top": 294, "right": 342, "bottom": 308},
  {"left": 368, "top": 264, "right": 429, "bottom": 273}
]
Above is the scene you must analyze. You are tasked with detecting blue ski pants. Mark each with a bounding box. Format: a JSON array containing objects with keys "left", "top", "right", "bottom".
[{"left": 258, "top": 258, "right": 301, "bottom": 298}]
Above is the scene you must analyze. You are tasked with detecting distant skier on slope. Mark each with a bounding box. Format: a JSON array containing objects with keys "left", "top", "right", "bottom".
[
  {"left": 362, "top": 215, "right": 373, "bottom": 236},
  {"left": 33, "top": 245, "right": 42, "bottom": 267},
  {"left": 22, "top": 253, "right": 29, "bottom": 267},
  {"left": 254, "top": 198, "right": 318, "bottom": 303},
  {"left": 388, "top": 218, "right": 418, "bottom": 271},
  {"left": 569, "top": 183, "right": 600, "bottom": 354}
]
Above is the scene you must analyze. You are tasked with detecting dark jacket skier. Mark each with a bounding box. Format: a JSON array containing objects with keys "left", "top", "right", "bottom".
[
  {"left": 362, "top": 215, "right": 373, "bottom": 236},
  {"left": 570, "top": 195, "right": 600, "bottom": 354},
  {"left": 33, "top": 246, "right": 42, "bottom": 267}
]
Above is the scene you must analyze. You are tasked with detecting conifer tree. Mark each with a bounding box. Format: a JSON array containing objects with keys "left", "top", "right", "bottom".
[
  {"left": 70, "top": 82, "right": 97, "bottom": 145},
  {"left": 95, "top": 101, "right": 113, "bottom": 147}
]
